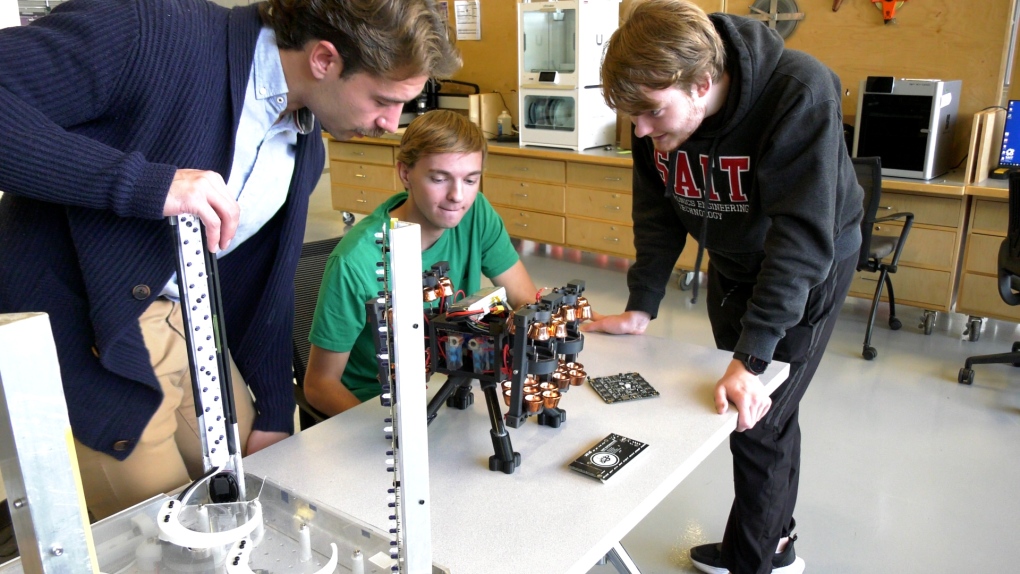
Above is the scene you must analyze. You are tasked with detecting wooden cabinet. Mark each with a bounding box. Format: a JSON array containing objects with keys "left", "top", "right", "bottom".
[
  {"left": 328, "top": 140, "right": 399, "bottom": 215},
  {"left": 484, "top": 155, "right": 566, "bottom": 244},
  {"left": 957, "top": 195, "right": 1020, "bottom": 322},
  {"left": 847, "top": 178, "right": 967, "bottom": 312}
]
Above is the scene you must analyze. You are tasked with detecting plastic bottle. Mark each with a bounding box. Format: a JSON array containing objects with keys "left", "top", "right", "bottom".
[{"left": 497, "top": 110, "right": 512, "bottom": 137}]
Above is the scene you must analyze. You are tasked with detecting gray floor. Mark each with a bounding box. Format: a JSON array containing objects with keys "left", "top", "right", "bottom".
[{"left": 304, "top": 173, "right": 1020, "bottom": 573}]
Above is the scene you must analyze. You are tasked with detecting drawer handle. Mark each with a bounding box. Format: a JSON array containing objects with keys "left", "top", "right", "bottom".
[
  {"left": 356, "top": 199, "right": 368, "bottom": 203},
  {"left": 355, "top": 174, "right": 367, "bottom": 178},
  {"left": 515, "top": 223, "right": 529, "bottom": 228},
  {"left": 879, "top": 205, "right": 893, "bottom": 210},
  {"left": 603, "top": 205, "right": 621, "bottom": 211},
  {"left": 351, "top": 151, "right": 365, "bottom": 156},
  {"left": 513, "top": 167, "right": 530, "bottom": 172},
  {"left": 602, "top": 236, "right": 620, "bottom": 242},
  {"left": 604, "top": 176, "right": 622, "bottom": 182},
  {"left": 515, "top": 193, "right": 530, "bottom": 198}
]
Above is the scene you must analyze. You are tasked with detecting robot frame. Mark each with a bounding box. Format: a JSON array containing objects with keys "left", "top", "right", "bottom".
[{"left": 370, "top": 261, "right": 592, "bottom": 474}]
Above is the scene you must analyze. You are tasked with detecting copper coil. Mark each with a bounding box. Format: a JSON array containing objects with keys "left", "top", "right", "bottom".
[
  {"left": 541, "top": 390, "right": 561, "bottom": 409},
  {"left": 558, "top": 305, "right": 577, "bottom": 322},
  {"left": 528, "top": 322, "right": 550, "bottom": 341},
  {"left": 501, "top": 380, "right": 513, "bottom": 392},
  {"left": 526, "top": 373, "right": 538, "bottom": 384},
  {"left": 577, "top": 297, "right": 593, "bottom": 320},
  {"left": 524, "top": 394, "right": 543, "bottom": 413},
  {"left": 523, "top": 385, "right": 539, "bottom": 396},
  {"left": 568, "top": 369, "right": 587, "bottom": 386},
  {"left": 538, "top": 381, "right": 558, "bottom": 393},
  {"left": 437, "top": 277, "right": 455, "bottom": 297},
  {"left": 503, "top": 389, "right": 512, "bottom": 406},
  {"left": 564, "top": 361, "right": 584, "bottom": 372},
  {"left": 551, "top": 371, "right": 571, "bottom": 390},
  {"left": 549, "top": 318, "right": 567, "bottom": 339},
  {"left": 423, "top": 287, "right": 438, "bottom": 303}
]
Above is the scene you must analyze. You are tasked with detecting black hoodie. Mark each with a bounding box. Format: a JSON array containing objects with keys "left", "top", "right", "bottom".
[{"left": 625, "top": 14, "right": 863, "bottom": 363}]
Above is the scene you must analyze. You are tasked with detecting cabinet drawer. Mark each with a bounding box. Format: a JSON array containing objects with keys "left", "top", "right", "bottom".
[
  {"left": 870, "top": 223, "right": 957, "bottom": 270},
  {"left": 957, "top": 272, "right": 1020, "bottom": 322},
  {"left": 566, "top": 219, "right": 635, "bottom": 257},
  {"left": 566, "top": 187, "right": 632, "bottom": 224},
  {"left": 848, "top": 265, "right": 951, "bottom": 309},
  {"left": 493, "top": 206, "right": 565, "bottom": 244},
  {"left": 331, "top": 184, "right": 394, "bottom": 215},
  {"left": 331, "top": 161, "right": 397, "bottom": 191},
  {"left": 566, "top": 163, "right": 631, "bottom": 192},
  {"left": 965, "top": 233, "right": 1002, "bottom": 275},
  {"left": 879, "top": 192, "right": 962, "bottom": 228},
  {"left": 484, "top": 177, "right": 565, "bottom": 213},
  {"left": 485, "top": 155, "right": 565, "bottom": 183},
  {"left": 328, "top": 141, "right": 394, "bottom": 165},
  {"left": 971, "top": 199, "right": 1007, "bottom": 234}
]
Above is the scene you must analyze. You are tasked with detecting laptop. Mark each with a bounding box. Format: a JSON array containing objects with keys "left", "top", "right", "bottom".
[{"left": 990, "top": 100, "right": 1020, "bottom": 179}]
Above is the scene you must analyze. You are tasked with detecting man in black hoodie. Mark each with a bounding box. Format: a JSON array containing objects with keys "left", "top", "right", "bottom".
[{"left": 585, "top": 1, "right": 863, "bottom": 573}]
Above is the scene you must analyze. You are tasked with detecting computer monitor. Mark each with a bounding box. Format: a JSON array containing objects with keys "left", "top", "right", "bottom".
[{"left": 999, "top": 100, "right": 1020, "bottom": 167}]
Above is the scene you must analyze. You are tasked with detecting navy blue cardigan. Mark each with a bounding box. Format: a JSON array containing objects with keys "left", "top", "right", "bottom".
[{"left": 0, "top": 0, "right": 324, "bottom": 459}]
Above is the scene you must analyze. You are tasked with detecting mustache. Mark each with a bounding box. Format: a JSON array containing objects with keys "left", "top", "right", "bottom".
[{"left": 355, "top": 127, "right": 387, "bottom": 138}]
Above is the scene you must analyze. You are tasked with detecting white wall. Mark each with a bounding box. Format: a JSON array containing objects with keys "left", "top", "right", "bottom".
[
  {"left": 0, "top": 0, "right": 19, "bottom": 30},
  {"left": 0, "top": 0, "right": 15, "bottom": 199}
]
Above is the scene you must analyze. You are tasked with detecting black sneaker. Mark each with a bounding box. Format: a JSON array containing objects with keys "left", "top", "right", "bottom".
[{"left": 690, "top": 535, "right": 805, "bottom": 574}]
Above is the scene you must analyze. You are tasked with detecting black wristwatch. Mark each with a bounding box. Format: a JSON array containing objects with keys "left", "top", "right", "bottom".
[{"left": 733, "top": 352, "right": 769, "bottom": 376}]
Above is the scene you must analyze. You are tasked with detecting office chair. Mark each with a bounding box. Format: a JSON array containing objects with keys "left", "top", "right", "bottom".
[
  {"left": 853, "top": 156, "right": 914, "bottom": 360},
  {"left": 293, "top": 236, "right": 342, "bottom": 429},
  {"left": 958, "top": 171, "right": 1020, "bottom": 385}
]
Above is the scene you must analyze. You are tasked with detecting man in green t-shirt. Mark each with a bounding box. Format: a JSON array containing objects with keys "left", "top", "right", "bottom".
[{"left": 306, "top": 110, "right": 538, "bottom": 416}]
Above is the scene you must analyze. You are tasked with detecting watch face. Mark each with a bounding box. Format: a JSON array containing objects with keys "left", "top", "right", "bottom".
[{"left": 747, "top": 356, "right": 768, "bottom": 375}]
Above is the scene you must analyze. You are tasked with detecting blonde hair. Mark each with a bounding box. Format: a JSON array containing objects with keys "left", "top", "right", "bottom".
[
  {"left": 397, "top": 110, "right": 487, "bottom": 167},
  {"left": 601, "top": 0, "right": 726, "bottom": 114}
]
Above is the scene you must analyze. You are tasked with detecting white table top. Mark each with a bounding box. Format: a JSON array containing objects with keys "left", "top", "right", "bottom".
[{"left": 245, "top": 332, "right": 789, "bottom": 574}]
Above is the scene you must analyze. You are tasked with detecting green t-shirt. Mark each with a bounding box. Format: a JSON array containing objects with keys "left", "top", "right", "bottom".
[{"left": 309, "top": 192, "right": 520, "bottom": 402}]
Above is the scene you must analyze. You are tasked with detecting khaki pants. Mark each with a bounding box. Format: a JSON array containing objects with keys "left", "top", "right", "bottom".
[{"left": 74, "top": 299, "right": 255, "bottom": 520}]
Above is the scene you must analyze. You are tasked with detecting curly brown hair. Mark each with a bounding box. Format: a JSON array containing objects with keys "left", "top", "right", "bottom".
[{"left": 261, "top": 0, "right": 461, "bottom": 80}]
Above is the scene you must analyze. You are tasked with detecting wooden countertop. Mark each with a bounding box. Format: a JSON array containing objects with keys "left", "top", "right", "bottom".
[
  {"left": 880, "top": 169, "right": 968, "bottom": 197},
  {"left": 965, "top": 177, "right": 1009, "bottom": 200}
]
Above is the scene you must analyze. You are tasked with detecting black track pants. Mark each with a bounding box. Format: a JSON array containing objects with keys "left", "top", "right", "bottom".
[{"left": 707, "top": 254, "right": 856, "bottom": 574}]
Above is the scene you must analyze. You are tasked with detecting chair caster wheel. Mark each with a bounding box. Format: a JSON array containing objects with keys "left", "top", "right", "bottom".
[
  {"left": 964, "top": 317, "right": 982, "bottom": 342},
  {"left": 1013, "top": 342, "right": 1020, "bottom": 367},
  {"left": 341, "top": 211, "right": 355, "bottom": 225},
  {"left": 862, "top": 346, "right": 877, "bottom": 360},
  {"left": 919, "top": 311, "right": 936, "bottom": 335},
  {"left": 958, "top": 368, "right": 974, "bottom": 385},
  {"left": 888, "top": 317, "right": 902, "bottom": 330},
  {"left": 678, "top": 271, "right": 695, "bottom": 291}
]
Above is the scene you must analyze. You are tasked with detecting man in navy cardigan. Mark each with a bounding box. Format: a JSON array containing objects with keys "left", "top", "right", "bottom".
[{"left": 0, "top": 0, "right": 459, "bottom": 518}]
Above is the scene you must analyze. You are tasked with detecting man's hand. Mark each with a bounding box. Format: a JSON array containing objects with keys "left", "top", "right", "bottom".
[
  {"left": 714, "top": 359, "right": 772, "bottom": 432},
  {"left": 246, "top": 430, "right": 290, "bottom": 454},
  {"left": 580, "top": 310, "right": 651, "bottom": 335},
  {"left": 163, "top": 169, "right": 239, "bottom": 253}
]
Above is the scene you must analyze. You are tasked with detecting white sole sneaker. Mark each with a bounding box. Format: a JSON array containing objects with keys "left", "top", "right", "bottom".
[
  {"left": 773, "top": 556, "right": 806, "bottom": 574},
  {"left": 691, "top": 555, "right": 805, "bottom": 574}
]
